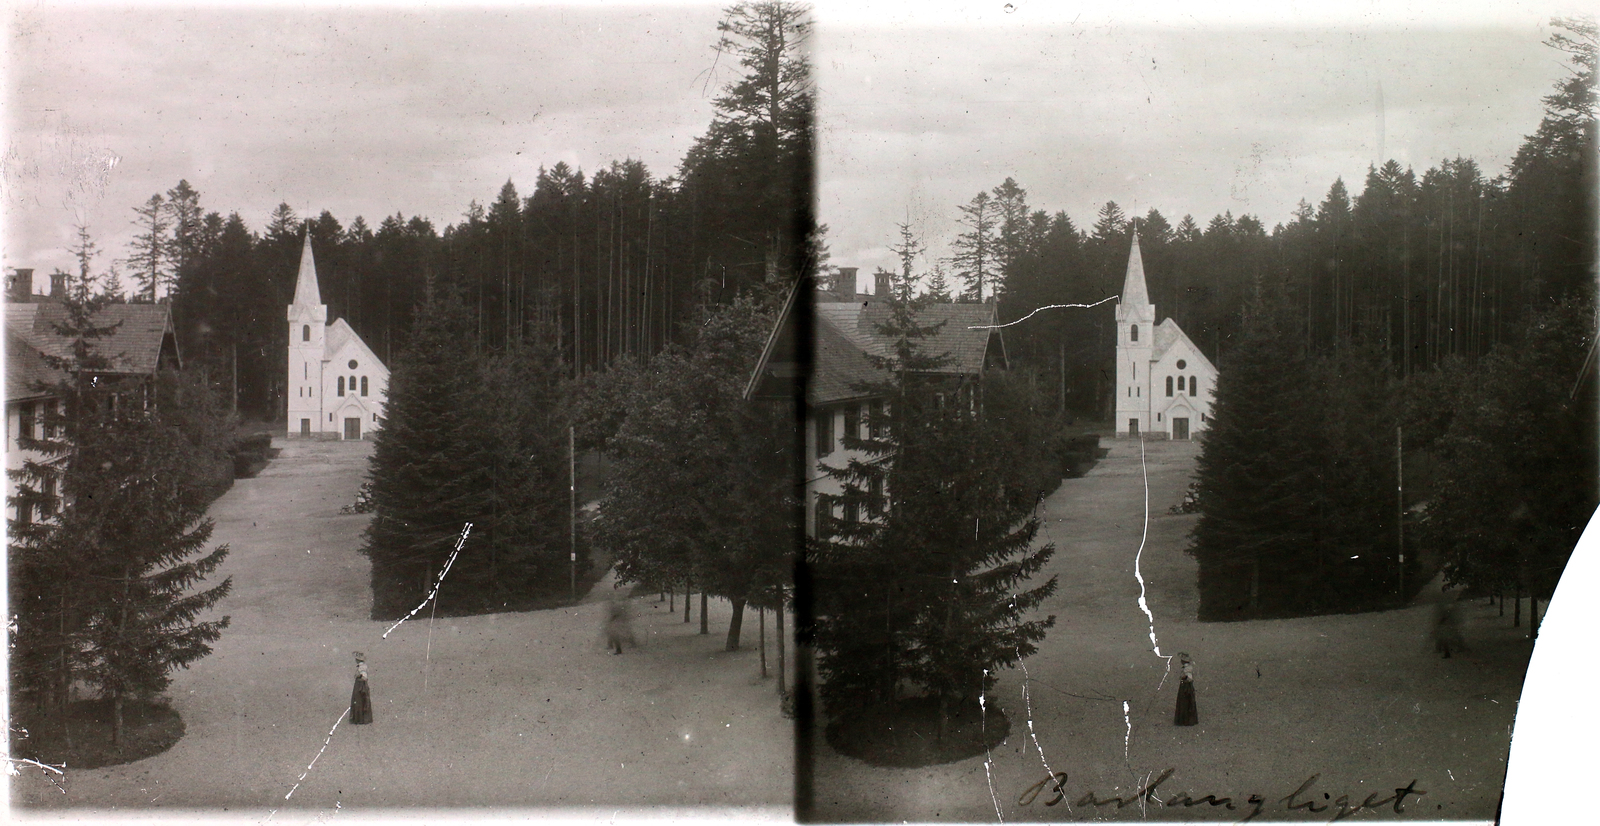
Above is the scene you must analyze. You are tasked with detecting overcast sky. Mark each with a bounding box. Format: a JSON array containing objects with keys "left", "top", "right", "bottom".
[
  {"left": 3, "top": 4, "right": 727, "bottom": 291},
  {"left": 3, "top": 2, "right": 1589, "bottom": 294},
  {"left": 814, "top": 2, "right": 1586, "bottom": 284}
]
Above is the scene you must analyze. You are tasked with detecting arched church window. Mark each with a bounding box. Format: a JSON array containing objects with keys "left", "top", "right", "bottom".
[
  {"left": 361, "top": 376, "right": 369, "bottom": 396},
  {"left": 338, "top": 377, "right": 345, "bottom": 396},
  {"left": 1166, "top": 376, "right": 1173, "bottom": 396},
  {"left": 1178, "top": 376, "right": 1185, "bottom": 391},
  {"left": 1189, "top": 376, "right": 1198, "bottom": 396},
  {"left": 303, "top": 325, "right": 310, "bottom": 342},
  {"left": 1131, "top": 325, "right": 1139, "bottom": 342}
]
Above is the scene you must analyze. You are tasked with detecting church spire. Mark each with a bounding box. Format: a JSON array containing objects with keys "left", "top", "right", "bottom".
[
  {"left": 292, "top": 230, "right": 322, "bottom": 308},
  {"left": 1120, "top": 229, "right": 1151, "bottom": 310}
]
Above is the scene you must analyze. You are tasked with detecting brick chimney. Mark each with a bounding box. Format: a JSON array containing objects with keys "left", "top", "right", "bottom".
[
  {"left": 49, "top": 271, "right": 67, "bottom": 299},
  {"left": 7, "top": 268, "right": 34, "bottom": 302},
  {"left": 874, "top": 270, "right": 891, "bottom": 297},
  {"left": 835, "top": 267, "right": 858, "bottom": 300}
]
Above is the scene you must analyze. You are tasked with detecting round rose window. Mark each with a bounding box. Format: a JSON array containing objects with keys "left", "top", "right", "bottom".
[
  {"left": 1176, "top": 359, "right": 1187, "bottom": 369},
  {"left": 348, "top": 359, "right": 359, "bottom": 369}
]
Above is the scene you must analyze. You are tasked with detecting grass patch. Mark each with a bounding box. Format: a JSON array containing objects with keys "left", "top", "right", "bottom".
[
  {"left": 825, "top": 696, "right": 1010, "bottom": 768},
  {"left": 11, "top": 698, "right": 185, "bottom": 771}
]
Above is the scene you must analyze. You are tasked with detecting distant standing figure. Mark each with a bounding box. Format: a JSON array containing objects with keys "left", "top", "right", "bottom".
[
  {"left": 604, "top": 595, "right": 634, "bottom": 655},
  {"left": 350, "top": 651, "right": 373, "bottom": 724},
  {"left": 1434, "top": 596, "right": 1466, "bottom": 659},
  {"left": 1174, "top": 653, "right": 1198, "bottom": 726}
]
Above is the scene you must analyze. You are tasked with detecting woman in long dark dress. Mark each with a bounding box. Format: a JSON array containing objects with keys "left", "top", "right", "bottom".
[
  {"left": 1174, "top": 653, "right": 1198, "bottom": 726},
  {"left": 350, "top": 652, "right": 373, "bottom": 724}
]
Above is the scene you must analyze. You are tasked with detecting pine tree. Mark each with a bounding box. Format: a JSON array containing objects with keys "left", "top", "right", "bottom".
[
  {"left": 948, "top": 191, "right": 997, "bottom": 302},
  {"left": 127, "top": 194, "right": 169, "bottom": 302}
]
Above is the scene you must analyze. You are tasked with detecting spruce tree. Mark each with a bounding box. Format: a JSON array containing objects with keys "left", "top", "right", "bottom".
[{"left": 362, "top": 285, "right": 493, "bottom": 618}]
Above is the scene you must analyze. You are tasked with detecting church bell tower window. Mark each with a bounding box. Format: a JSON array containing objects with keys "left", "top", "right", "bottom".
[
  {"left": 303, "top": 325, "right": 310, "bottom": 342},
  {"left": 1131, "top": 324, "right": 1138, "bottom": 342}
]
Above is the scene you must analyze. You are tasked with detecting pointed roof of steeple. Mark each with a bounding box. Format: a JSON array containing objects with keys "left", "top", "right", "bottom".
[
  {"left": 292, "top": 230, "right": 321, "bottom": 308},
  {"left": 1120, "top": 229, "right": 1150, "bottom": 309}
]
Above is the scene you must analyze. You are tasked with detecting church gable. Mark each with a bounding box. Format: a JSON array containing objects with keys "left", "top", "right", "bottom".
[{"left": 321, "top": 319, "right": 387, "bottom": 378}]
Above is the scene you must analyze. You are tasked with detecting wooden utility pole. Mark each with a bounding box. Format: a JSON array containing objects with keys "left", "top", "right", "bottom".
[
  {"left": 1397, "top": 426, "right": 1405, "bottom": 599},
  {"left": 570, "top": 425, "right": 577, "bottom": 602}
]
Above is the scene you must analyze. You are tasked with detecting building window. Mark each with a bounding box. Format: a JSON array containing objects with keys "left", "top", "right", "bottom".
[
  {"left": 868, "top": 474, "right": 883, "bottom": 513},
  {"left": 1131, "top": 324, "right": 1139, "bottom": 342},
  {"left": 329, "top": 413, "right": 334, "bottom": 422},
  {"left": 361, "top": 376, "right": 369, "bottom": 396},
  {"left": 844, "top": 500, "right": 860, "bottom": 526},
  {"left": 338, "top": 377, "right": 345, "bottom": 396},
  {"left": 844, "top": 405, "right": 860, "bottom": 442},
  {"left": 303, "top": 325, "right": 310, "bottom": 342},
  {"left": 1177, "top": 376, "right": 1185, "bottom": 391},
  {"left": 814, "top": 411, "right": 834, "bottom": 458},
  {"left": 19, "top": 401, "right": 35, "bottom": 442},
  {"left": 304, "top": 363, "right": 308, "bottom": 379},
  {"left": 1189, "top": 376, "right": 1198, "bottom": 397},
  {"left": 349, "top": 375, "right": 356, "bottom": 393},
  {"left": 868, "top": 400, "right": 885, "bottom": 439},
  {"left": 1166, "top": 376, "right": 1173, "bottom": 396},
  {"left": 349, "top": 359, "right": 358, "bottom": 369},
  {"left": 814, "top": 496, "right": 833, "bottom": 540},
  {"left": 1157, "top": 412, "right": 1163, "bottom": 422},
  {"left": 1176, "top": 359, "right": 1187, "bottom": 370},
  {"left": 40, "top": 476, "right": 56, "bottom": 517}
]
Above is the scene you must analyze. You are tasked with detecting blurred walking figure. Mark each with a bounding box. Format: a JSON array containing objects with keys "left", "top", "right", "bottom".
[
  {"left": 604, "top": 594, "right": 635, "bottom": 655},
  {"left": 350, "top": 651, "right": 373, "bottom": 724},
  {"left": 1433, "top": 593, "right": 1466, "bottom": 659},
  {"left": 1174, "top": 653, "right": 1199, "bottom": 726}
]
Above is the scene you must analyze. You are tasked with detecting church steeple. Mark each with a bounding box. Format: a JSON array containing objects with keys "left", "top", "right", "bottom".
[
  {"left": 1120, "top": 229, "right": 1151, "bottom": 311},
  {"left": 292, "top": 231, "right": 322, "bottom": 308}
]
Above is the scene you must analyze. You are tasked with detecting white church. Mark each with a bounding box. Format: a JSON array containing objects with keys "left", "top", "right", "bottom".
[
  {"left": 287, "top": 233, "right": 389, "bottom": 439},
  {"left": 1115, "top": 231, "right": 1218, "bottom": 440}
]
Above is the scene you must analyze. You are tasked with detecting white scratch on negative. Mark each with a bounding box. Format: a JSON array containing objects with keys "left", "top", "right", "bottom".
[
  {"left": 967, "top": 295, "right": 1117, "bottom": 330},
  {"left": 383, "top": 522, "right": 472, "bottom": 638},
  {"left": 284, "top": 707, "right": 350, "bottom": 800},
  {"left": 4, "top": 756, "right": 68, "bottom": 794},
  {"left": 1123, "top": 700, "right": 1132, "bottom": 761},
  {"left": 1133, "top": 436, "right": 1171, "bottom": 666},
  {"left": 980, "top": 669, "right": 1004, "bottom": 822}
]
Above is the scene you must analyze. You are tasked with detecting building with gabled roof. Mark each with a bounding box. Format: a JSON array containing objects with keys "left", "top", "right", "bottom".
[
  {"left": 6, "top": 282, "right": 182, "bottom": 523},
  {"left": 1114, "top": 231, "right": 1218, "bottom": 439},
  {"left": 746, "top": 268, "right": 1007, "bottom": 538},
  {"left": 286, "top": 232, "right": 389, "bottom": 439}
]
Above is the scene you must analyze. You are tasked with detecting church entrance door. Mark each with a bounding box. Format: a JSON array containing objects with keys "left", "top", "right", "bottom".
[
  {"left": 1128, "top": 418, "right": 1139, "bottom": 436},
  {"left": 301, "top": 418, "right": 311, "bottom": 435},
  {"left": 1173, "top": 417, "right": 1189, "bottom": 440},
  {"left": 344, "top": 417, "right": 361, "bottom": 440}
]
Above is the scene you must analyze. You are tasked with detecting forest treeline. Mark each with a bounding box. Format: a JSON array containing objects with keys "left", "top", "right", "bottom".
[
  {"left": 924, "top": 21, "right": 1592, "bottom": 421},
  {"left": 80, "top": 1, "right": 812, "bottom": 424}
]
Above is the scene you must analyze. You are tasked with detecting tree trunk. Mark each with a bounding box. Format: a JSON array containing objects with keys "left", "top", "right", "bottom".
[
  {"left": 1498, "top": 587, "right": 1505, "bottom": 616},
  {"left": 937, "top": 694, "right": 949, "bottom": 743},
  {"left": 759, "top": 607, "right": 768, "bottom": 677},
  {"left": 669, "top": 587, "right": 674, "bottom": 613},
  {"left": 776, "top": 593, "right": 787, "bottom": 696},
  {"left": 1531, "top": 595, "right": 1540, "bottom": 639},
  {"left": 726, "top": 598, "right": 745, "bottom": 651},
  {"left": 683, "top": 582, "right": 690, "bottom": 623},
  {"left": 112, "top": 692, "right": 124, "bottom": 746},
  {"left": 1514, "top": 582, "right": 1522, "bottom": 627},
  {"left": 699, "top": 591, "right": 709, "bottom": 635}
]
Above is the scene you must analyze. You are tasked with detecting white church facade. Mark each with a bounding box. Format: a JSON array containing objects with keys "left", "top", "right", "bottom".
[
  {"left": 287, "top": 233, "right": 389, "bottom": 439},
  {"left": 1115, "top": 231, "right": 1218, "bottom": 440}
]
